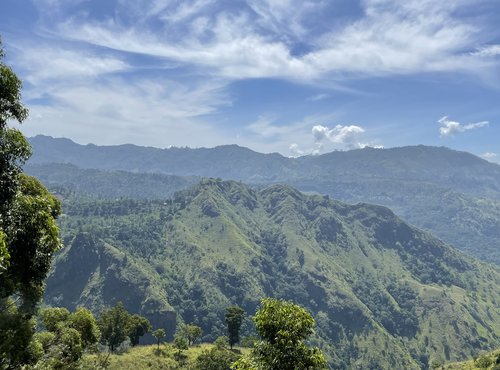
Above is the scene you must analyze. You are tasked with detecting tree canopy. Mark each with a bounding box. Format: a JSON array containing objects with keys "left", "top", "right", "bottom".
[
  {"left": 233, "top": 298, "right": 326, "bottom": 370},
  {"left": 0, "top": 35, "right": 62, "bottom": 369},
  {"left": 225, "top": 306, "right": 245, "bottom": 350},
  {"left": 98, "top": 302, "right": 151, "bottom": 352}
]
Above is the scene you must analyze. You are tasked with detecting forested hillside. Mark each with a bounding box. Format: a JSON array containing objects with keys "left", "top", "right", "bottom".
[
  {"left": 45, "top": 179, "right": 500, "bottom": 369},
  {"left": 27, "top": 136, "right": 500, "bottom": 264},
  {"left": 25, "top": 163, "right": 199, "bottom": 199}
]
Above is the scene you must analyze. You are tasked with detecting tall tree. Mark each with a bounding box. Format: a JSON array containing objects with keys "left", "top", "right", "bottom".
[
  {"left": 0, "top": 36, "right": 62, "bottom": 369},
  {"left": 152, "top": 328, "right": 166, "bottom": 350},
  {"left": 233, "top": 298, "right": 327, "bottom": 370},
  {"left": 180, "top": 324, "right": 203, "bottom": 346},
  {"left": 98, "top": 302, "right": 130, "bottom": 352},
  {"left": 126, "top": 314, "right": 152, "bottom": 347},
  {"left": 225, "top": 306, "right": 245, "bottom": 350}
]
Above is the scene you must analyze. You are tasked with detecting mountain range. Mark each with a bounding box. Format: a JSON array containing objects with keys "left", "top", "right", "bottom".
[
  {"left": 27, "top": 135, "right": 500, "bottom": 264},
  {"left": 44, "top": 179, "right": 500, "bottom": 369}
]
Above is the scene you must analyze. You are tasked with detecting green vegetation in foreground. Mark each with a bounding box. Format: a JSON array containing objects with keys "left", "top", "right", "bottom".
[
  {"left": 443, "top": 348, "right": 500, "bottom": 369},
  {"left": 0, "top": 37, "right": 62, "bottom": 369},
  {"left": 83, "top": 343, "right": 248, "bottom": 370}
]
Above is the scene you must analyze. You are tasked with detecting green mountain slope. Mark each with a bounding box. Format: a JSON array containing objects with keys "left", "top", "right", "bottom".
[
  {"left": 45, "top": 179, "right": 500, "bottom": 369},
  {"left": 27, "top": 136, "right": 500, "bottom": 264},
  {"left": 45, "top": 233, "right": 176, "bottom": 337}
]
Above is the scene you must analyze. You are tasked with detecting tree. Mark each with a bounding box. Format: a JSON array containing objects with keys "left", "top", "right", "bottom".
[
  {"left": 126, "top": 314, "right": 152, "bottom": 346},
  {"left": 98, "top": 302, "right": 130, "bottom": 352},
  {"left": 32, "top": 307, "right": 100, "bottom": 369},
  {"left": 69, "top": 307, "right": 101, "bottom": 348},
  {"left": 40, "top": 307, "right": 71, "bottom": 332},
  {"left": 98, "top": 302, "right": 151, "bottom": 352},
  {"left": 0, "top": 36, "right": 62, "bottom": 369},
  {"left": 233, "top": 298, "right": 327, "bottom": 370},
  {"left": 225, "top": 306, "right": 245, "bottom": 349},
  {"left": 194, "top": 346, "right": 238, "bottom": 370},
  {"left": 181, "top": 324, "right": 203, "bottom": 346},
  {"left": 152, "top": 328, "right": 166, "bottom": 350},
  {"left": 173, "top": 334, "right": 188, "bottom": 357}
]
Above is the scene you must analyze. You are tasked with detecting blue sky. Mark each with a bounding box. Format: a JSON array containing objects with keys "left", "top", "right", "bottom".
[{"left": 1, "top": 0, "right": 500, "bottom": 160}]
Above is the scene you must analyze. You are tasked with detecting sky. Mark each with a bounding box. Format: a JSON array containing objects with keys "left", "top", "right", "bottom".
[{"left": 1, "top": 0, "right": 500, "bottom": 160}]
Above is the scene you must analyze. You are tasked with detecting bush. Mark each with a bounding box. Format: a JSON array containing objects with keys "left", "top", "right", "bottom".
[{"left": 475, "top": 355, "right": 492, "bottom": 369}]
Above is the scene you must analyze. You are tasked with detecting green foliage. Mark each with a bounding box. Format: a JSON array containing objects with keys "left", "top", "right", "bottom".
[
  {"left": 0, "top": 36, "right": 61, "bottom": 369},
  {"left": 214, "top": 336, "right": 229, "bottom": 350},
  {"left": 174, "top": 335, "right": 189, "bottom": 356},
  {"left": 193, "top": 346, "right": 238, "bottom": 370},
  {"left": 180, "top": 324, "right": 203, "bottom": 346},
  {"left": 0, "top": 38, "right": 28, "bottom": 126},
  {"left": 41, "top": 307, "right": 70, "bottom": 332},
  {"left": 225, "top": 306, "right": 245, "bottom": 349},
  {"left": 32, "top": 306, "right": 100, "bottom": 370},
  {"left": 69, "top": 307, "right": 101, "bottom": 348},
  {"left": 0, "top": 230, "right": 8, "bottom": 274},
  {"left": 476, "top": 355, "right": 493, "bottom": 369},
  {"left": 97, "top": 302, "right": 150, "bottom": 351},
  {"left": 234, "top": 298, "right": 327, "bottom": 370},
  {"left": 98, "top": 302, "right": 131, "bottom": 352},
  {"left": 152, "top": 328, "right": 166, "bottom": 349},
  {"left": 127, "top": 314, "right": 152, "bottom": 347},
  {"left": 0, "top": 301, "right": 38, "bottom": 368}
]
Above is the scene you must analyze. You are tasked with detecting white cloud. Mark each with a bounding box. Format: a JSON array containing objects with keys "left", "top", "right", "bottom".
[
  {"left": 289, "top": 143, "right": 305, "bottom": 157},
  {"left": 285, "top": 123, "right": 368, "bottom": 157},
  {"left": 5, "top": 0, "right": 498, "bottom": 155},
  {"left": 481, "top": 152, "right": 497, "bottom": 159},
  {"left": 471, "top": 45, "right": 500, "bottom": 57},
  {"left": 12, "top": 45, "right": 129, "bottom": 85},
  {"left": 306, "top": 93, "right": 329, "bottom": 102},
  {"left": 40, "top": 0, "right": 498, "bottom": 83},
  {"left": 312, "top": 124, "right": 365, "bottom": 148},
  {"left": 438, "top": 116, "right": 489, "bottom": 137},
  {"left": 480, "top": 152, "right": 499, "bottom": 163}
]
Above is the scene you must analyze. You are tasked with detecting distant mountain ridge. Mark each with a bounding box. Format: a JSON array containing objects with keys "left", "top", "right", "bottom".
[
  {"left": 28, "top": 135, "right": 500, "bottom": 264},
  {"left": 46, "top": 179, "right": 500, "bottom": 369},
  {"left": 28, "top": 136, "right": 500, "bottom": 197}
]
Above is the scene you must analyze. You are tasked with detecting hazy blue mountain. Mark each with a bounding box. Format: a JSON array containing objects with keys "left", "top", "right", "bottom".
[{"left": 28, "top": 136, "right": 500, "bottom": 264}]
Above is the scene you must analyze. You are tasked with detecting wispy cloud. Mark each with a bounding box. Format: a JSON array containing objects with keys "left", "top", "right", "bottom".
[
  {"left": 471, "top": 45, "right": 500, "bottom": 57},
  {"left": 438, "top": 116, "right": 489, "bottom": 137},
  {"left": 4, "top": 0, "right": 500, "bottom": 154},
  {"left": 306, "top": 93, "right": 329, "bottom": 102},
  {"left": 11, "top": 45, "right": 129, "bottom": 85},
  {"left": 38, "top": 0, "right": 498, "bottom": 83}
]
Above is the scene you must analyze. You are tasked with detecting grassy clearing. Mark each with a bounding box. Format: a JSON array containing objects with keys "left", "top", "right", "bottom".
[{"left": 83, "top": 343, "right": 248, "bottom": 370}]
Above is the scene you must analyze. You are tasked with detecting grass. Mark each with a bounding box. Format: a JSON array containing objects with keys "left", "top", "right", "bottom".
[
  {"left": 443, "top": 349, "right": 500, "bottom": 370},
  {"left": 83, "top": 343, "right": 248, "bottom": 370}
]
